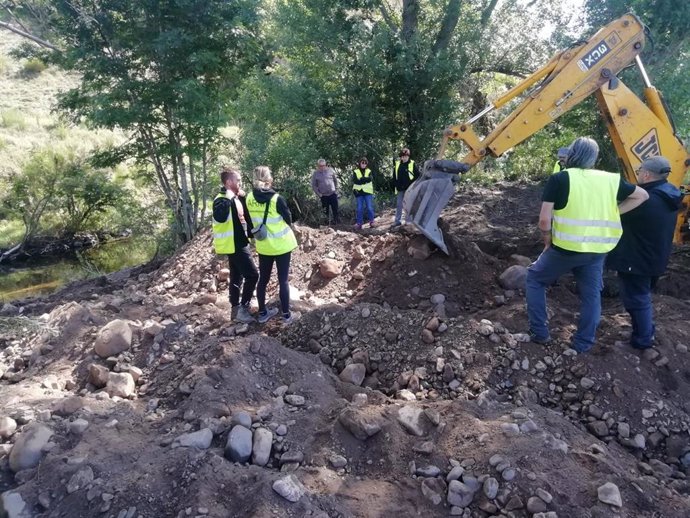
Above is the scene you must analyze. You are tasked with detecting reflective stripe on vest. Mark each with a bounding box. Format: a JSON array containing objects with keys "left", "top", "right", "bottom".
[
  {"left": 394, "top": 160, "right": 415, "bottom": 194},
  {"left": 551, "top": 168, "right": 622, "bottom": 253},
  {"left": 245, "top": 192, "right": 298, "bottom": 256},
  {"left": 212, "top": 193, "right": 236, "bottom": 255},
  {"left": 353, "top": 168, "right": 373, "bottom": 194}
]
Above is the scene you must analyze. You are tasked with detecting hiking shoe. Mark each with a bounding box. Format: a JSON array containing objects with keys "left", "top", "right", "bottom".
[
  {"left": 353, "top": 223, "right": 362, "bottom": 231},
  {"left": 235, "top": 305, "right": 255, "bottom": 323},
  {"left": 257, "top": 307, "right": 279, "bottom": 324},
  {"left": 369, "top": 221, "right": 376, "bottom": 228},
  {"left": 529, "top": 331, "right": 552, "bottom": 345}
]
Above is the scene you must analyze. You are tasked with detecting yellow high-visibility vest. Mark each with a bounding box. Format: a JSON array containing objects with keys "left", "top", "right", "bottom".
[
  {"left": 551, "top": 168, "right": 622, "bottom": 253},
  {"left": 552, "top": 161, "right": 563, "bottom": 174},
  {"left": 353, "top": 168, "right": 373, "bottom": 195},
  {"left": 394, "top": 159, "right": 415, "bottom": 194},
  {"left": 245, "top": 192, "right": 297, "bottom": 256},
  {"left": 212, "top": 193, "right": 235, "bottom": 254}
]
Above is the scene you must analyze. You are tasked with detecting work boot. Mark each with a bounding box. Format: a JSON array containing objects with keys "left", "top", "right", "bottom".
[
  {"left": 235, "top": 305, "right": 255, "bottom": 323},
  {"left": 257, "top": 307, "right": 279, "bottom": 324},
  {"left": 369, "top": 220, "right": 376, "bottom": 228},
  {"left": 353, "top": 223, "right": 362, "bottom": 231}
]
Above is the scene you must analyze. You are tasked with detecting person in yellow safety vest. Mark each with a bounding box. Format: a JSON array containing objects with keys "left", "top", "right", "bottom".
[
  {"left": 552, "top": 147, "right": 570, "bottom": 173},
  {"left": 352, "top": 157, "right": 375, "bottom": 230},
  {"left": 246, "top": 166, "right": 299, "bottom": 326},
  {"left": 392, "top": 147, "right": 420, "bottom": 228},
  {"left": 212, "top": 168, "right": 259, "bottom": 323},
  {"left": 526, "top": 137, "right": 648, "bottom": 353}
]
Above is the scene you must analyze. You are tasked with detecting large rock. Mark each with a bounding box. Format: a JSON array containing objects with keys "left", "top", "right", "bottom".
[
  {"left": 447, "top": 480, "right": 476, "bottom": 508},
  {"left": 319, "top": 259, "right": 344, "bottom": 279},
  {"left": 105, "top": 372, "right": 135, "bottom": 398},
  {"left": 407, "top": 238, "right": 431, "bottom": 260},
  {"left": 8, "top": 424, "right": 53, "bottom": 472},
  {"left": 597, "top": 482, "right": 622, "bottom": 507},
  {"left": 252, "top": 428, "right": 273, "bottom": 467},
  {"left": 225, "top": 425, "right": 252, "bottom": 462},
  {"left": 88, "top": 364, "right": 110, "bottom": 388},
  {"left": 338, "top": 408, "right": 382, "bottom": 441},
  {"left": 0, "top": 417, "right": 17, "bottom": 439},
  {"left": 52, "top": 396, "right": 84, "bottom": 416},
  {"left": 66, "top": 466, "right": 94, "bottom": 494},
  {"left": 339, "top": 364, "right": 366, "bottom": 386},
  {"left": 171, "top": 428, "right": 213, "bottom": 449},
  {"left": 397, "top": 405, "right": 432, "bottom": 437},
  {"left": 498, "top": 265, "right": 528, "bottom": 290},
  {"left": 94, "top": 320, "right": 132, "bottom": 358},
  {"left": 0, "top": 490, "right": 32, "bottom": 518},
  {"left": 272, "top": 475, "right": 305, "bottom": 503}
]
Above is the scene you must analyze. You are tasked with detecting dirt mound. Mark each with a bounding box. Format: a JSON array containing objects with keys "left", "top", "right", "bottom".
[{"left": 2, "top": 182, "right": 690, "bottom": 517}]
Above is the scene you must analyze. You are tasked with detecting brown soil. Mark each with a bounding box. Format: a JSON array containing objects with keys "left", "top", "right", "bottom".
[{"left": 1, "top": 182, "right": 690, "bottom": 518}]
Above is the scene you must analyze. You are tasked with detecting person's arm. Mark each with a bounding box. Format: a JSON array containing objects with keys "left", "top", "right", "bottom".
[
  {"left": 618, "top": 185, "right": 649, "bottom": 214},
  {"left": 238, "top": 196, "right": 253, "bottom": 234},
  {"left": 212, "top": 195, "right": 230, "bottom": 223},
  {"left": 538, "top": 202, "right": 554, "bottom": 249},
  {"left": 276, "top": 195, "right": 293, "bottom": 225},
  {"left": 331, "top": 169, "right": 339, "bottom": 193},
  {"left": 413, "top": 162, "right": 421, "bottom": 180},
  {"left": 311, "top": 171, "right": 320, "bottom": 197}
]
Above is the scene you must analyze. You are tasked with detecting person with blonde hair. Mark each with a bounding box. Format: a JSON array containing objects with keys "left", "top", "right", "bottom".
[{"left": 245, "top": 166, "right": 298, "bottom": 325}]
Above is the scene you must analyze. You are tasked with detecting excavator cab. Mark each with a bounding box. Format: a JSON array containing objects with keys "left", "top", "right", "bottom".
[{"left": 403, "top": 160, "right": 469, "bottom": 254}]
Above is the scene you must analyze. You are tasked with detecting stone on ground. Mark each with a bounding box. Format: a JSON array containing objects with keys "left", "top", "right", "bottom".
[
  {"left": 597, "top": 482, "right": 622, "bottom": 507},
  {"left": 94, "top": 319, "right": 132, "bottom": 358},
  {"left": 171, "top": 428, "right": 213, "bottom": 449},
  {"left": 272, "top": 475, "right": 305, "bottom": 502},
  {"left": 9, "top": 424, "right": 53, "bottom": 473}
]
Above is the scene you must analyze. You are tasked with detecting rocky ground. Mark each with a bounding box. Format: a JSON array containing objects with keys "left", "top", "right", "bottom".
[{"left": 1, "top": 182, "right": 690, "bottom": 518}]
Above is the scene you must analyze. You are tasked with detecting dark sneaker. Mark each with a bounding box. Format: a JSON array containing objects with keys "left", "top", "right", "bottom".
[
  {"left": 235, "top": 306, "right": 255, "bottom": 323},
  {"left": 529, "top": 332, "right": 552, "bottom": 345},
  {"left": 257, "top": 307, "right": 279, "bottom": 324}
]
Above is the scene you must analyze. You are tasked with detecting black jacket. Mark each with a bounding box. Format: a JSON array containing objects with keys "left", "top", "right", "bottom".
[
  {"left": 212, "top": 187, "right": 253, "bottom": 250},
  {"left": 606, "top": 180, "right": 683, "bottom": 276},
  {"left": 393, "top": 159, "right": 420, "bottom": 191},
  {"left": 251, "top": 187, "right": 292, "bottom": 225}
]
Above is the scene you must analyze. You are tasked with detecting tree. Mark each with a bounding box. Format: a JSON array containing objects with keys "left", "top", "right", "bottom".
[{"left": 9, "top": 1, "right": 265, "bottom": 244}]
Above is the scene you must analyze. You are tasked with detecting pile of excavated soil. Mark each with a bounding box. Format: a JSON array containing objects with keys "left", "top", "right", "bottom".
[{"left": 1, "top": 182, "right": 690, "bottom": 518}]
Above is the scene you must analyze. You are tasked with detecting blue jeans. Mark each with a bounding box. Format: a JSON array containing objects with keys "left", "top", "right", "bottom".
[
  {"left": 395, "top": 191, "right": 407, "bottom": 224},
  {"left": 355, "top": 194, "right": 375, "bottom": 225},
  {"left": 618, "top": 272, "right": 656, "bottom": 349},
  {"left": 526, "top": 247, "right": 606, "bottom": 352}
]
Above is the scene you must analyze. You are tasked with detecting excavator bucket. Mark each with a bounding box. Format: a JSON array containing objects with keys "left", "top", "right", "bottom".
[{"left": 403, "top": 160, "right": 470, "bottom": 254}]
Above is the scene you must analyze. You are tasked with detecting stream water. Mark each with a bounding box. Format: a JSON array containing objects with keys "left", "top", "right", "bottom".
[{"left": 0, "top": 236, "right": 158, "bottom": 302}]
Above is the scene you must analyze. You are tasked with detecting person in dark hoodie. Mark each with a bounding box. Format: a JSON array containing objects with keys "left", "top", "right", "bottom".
[
  {"left": 245, "top": 166, "right": 298, "bottom": 325},
  {"left": 606, "top": 156, "right": 683, "bottom": 350},
  {"left": 392, "top": 147, "right": 420, "bottom": 228},
  {"left": 212, "top": 168, "right": 259, "bottom": 323}
]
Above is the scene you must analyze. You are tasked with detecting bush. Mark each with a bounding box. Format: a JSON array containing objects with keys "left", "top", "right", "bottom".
[
  {"left": 22, "top": 58, "right": 47, "bottom": 75},
  {"left": 0, "top": 110, "right": 27, "bottom": 130}
]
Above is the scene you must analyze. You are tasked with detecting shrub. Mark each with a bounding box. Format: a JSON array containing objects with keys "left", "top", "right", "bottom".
[
  {"left": 0, "top": 110, "right": 27, "bottom": 130},
  {"left": 22, "top": 58, "right": 48, "bottom": 75}
]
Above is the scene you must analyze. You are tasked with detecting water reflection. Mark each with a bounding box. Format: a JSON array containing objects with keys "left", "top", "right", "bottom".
[{"left": 0, "top": 237, "right": 157, "bottom": 302}]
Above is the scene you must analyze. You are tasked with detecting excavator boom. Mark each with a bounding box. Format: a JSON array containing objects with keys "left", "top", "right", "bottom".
[{"left": 405, "top": 13, "right": 689, "bottom": 253}]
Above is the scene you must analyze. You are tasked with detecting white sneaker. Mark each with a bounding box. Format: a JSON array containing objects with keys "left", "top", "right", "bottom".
[
  {"left": 235, "top": 305, "right": 255, "bottom": 323},
  {"left": 257, "top": 307, "right": 279, "bottom": 324}
]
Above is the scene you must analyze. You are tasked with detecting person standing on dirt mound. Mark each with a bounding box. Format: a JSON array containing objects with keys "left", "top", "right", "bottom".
[
  {"left": 311, "top": 158, "right": 340, "bottom": 225},
  {"left": 392, "top": 147, "right": 420, "bottom": 228},
  {"left": 246, "top": 166, "right": 299, "bottom": 326},
  {"left": 352, "top": 157, "right": 376, "bottom": 230},
  {"left": 526, "top": 137, "right": 649, "bottom": 353},
  {"left": 606, "top": 156, "right": 683, "bottom": 350},
  {"left": 212, "top": 168, "right": 259, "bottom": 324}
]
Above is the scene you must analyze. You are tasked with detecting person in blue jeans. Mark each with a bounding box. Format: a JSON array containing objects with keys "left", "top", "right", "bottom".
[
  {"left": 526, "top": 137, "right": 648, "bottom": 353},
  {"left": 606, "top": 156, "right": 683, "bottom": 349},
  {"left": 352, "top": 157, "right": 375, "bottom": 229}
]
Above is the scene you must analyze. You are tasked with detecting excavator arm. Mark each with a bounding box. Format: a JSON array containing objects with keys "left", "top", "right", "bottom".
[{"left": 405, "top": 13, "right": 690, "bottom": 253}]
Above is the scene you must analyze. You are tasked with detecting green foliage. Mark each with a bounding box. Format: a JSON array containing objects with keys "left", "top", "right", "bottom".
[
  {"left": 22, "top": 57, "right": 47, "bottom": 75},
  {"left": 1, "top": 109, "right": 27, "bottom": 129}
]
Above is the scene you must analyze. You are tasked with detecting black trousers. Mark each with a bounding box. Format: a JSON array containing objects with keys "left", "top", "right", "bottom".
[
  {"left": 228, "top": 245, "right": 259, "bottom": 307},
  {"left": 257, "top": 251, "right": 291, "bottom": 316},
  {"left": 321, "top": 193, "right": 339, "bottom": 224}
]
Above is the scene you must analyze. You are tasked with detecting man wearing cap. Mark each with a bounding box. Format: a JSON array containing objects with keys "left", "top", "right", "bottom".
[
  {"left": 606, "top": 156, "right": 683, "bottom": 350},
  {"left": 553, "top": 147, "right": 570, "bottom": 173},
  {"left": 392, "top": 148, "right": 420, "bottom": 227},
  {"left": 311, "top": 158, "right": 340, "bottom": 225}
]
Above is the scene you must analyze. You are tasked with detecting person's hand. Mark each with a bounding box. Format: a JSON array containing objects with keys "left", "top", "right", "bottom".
[{"left": 238, "top": 188, "right": 246, "bottom": 197}]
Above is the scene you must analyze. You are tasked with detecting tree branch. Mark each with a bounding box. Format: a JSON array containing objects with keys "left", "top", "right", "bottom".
[
  {"left": 480, "top": 0, "right": 500, "bottom": 29},
  {"left": 468, "top": 65, "right": 528, "bottom": 79},
  {"left": 0, "top": 20, "right": 60, "bottom": 51},
  {"left": 401, "top": 0, "right": 419, "bottom": 43},
  {"left": 377, "top": 0, "right": 397, "bottom": 33}
]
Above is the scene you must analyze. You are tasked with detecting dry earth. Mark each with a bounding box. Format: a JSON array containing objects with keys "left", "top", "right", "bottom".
[{"left": 1, "top": 183, "right": 690, "bottom": 518}]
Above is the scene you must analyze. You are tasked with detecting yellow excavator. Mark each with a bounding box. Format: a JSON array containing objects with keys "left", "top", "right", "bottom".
[{"left": 405, "top": 13, "right": 689, "bottom": 254}]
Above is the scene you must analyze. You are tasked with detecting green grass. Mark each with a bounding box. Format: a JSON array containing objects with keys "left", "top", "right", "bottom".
[
  {"left": 22, "top": 58, "right": 48, "bottom": 75},
  {"left": 0, "top": 109, "right": 27, "bottom": 129}
]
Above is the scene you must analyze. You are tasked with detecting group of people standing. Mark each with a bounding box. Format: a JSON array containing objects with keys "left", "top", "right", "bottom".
[
  {"left": 310, "top": 148, "right": 421, "bottom": 229},
  {"left": 528, "top": 136, "right": 683, "bottom": 353},
  {"left": 212, "top": 167, "right": 297, "bottom": 326}
]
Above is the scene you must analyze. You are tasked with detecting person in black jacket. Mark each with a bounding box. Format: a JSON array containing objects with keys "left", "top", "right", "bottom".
[
  {"left": 212, "top": 168, "right": 259, "bottom": 323},
  {"left": 606, "top": 156, "right": 683, "bottom": 349},
  {"left": 392, "top": 148, "right": 420, "bottom": 227}
]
